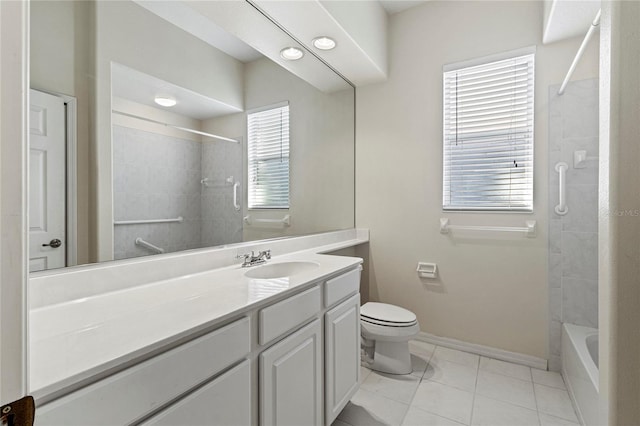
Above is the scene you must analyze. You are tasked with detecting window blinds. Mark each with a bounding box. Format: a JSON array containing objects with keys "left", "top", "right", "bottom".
[
  {"left": 248, "top": 105, "right": 290, "bottom": 209},
  {"left": 443, "top": 53, "right": 535, "bottom": 211}
]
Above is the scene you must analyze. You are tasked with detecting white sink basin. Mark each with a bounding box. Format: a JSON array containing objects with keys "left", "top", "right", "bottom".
[{"left": 244, "top": 261, "right": 320, "bottom": 279}]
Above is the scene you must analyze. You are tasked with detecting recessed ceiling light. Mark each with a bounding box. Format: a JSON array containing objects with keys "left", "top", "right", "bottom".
[
  {"left": 312, "top": 36, "right": 336, "bottom": 51},
  {"left": 154, "top": 96, "right": 177, "bottom": 107},
  {"left": 280, "top": 47, "right": 304, "bottom": 61}
]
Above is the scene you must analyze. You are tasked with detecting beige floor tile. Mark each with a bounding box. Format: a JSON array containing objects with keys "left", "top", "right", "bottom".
[
  {"left": 361, "top": 371, "right": 420, "bottom": 404},
  {"left": 479, "top": 356, "right": 532, "bottom": 381},
  {"left": 476, "top": 370, "right": 536, "bottom": 410},
  {"left": 411, "top": 381, "right": 474, "bottom": 425},
  {"left": 424, "top": 357, "right": 478, "bottom": 392},
  {"left": 402, "top": 406, "right": 466, "bottom": 426},
  {"left": 340, "top": 388, "right": 409, "bottom": 426},
  {"left": 471, "top": 395, "right": 540, "bottom": 426},
  {"left": 534, "top": 384, "right": 579, "bottom": 423},
  {"left": 431, "top": 347, "right": 480, "bottom": 368},
  {"left": 531, "top": 369, "right": 566, "bottom": 389},
  {"left": 538, "top": 413, "right": 580, "bottom": 426}
]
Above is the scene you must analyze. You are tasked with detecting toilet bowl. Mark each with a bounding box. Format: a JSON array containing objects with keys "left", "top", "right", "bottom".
[{"left": 360, "top": 302, "right": 420, "bottom": 375}]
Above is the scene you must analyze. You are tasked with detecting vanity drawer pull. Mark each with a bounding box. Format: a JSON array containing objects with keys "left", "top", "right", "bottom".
[{"left": 259, "top": 286, "right": 321, "bottom": 345}]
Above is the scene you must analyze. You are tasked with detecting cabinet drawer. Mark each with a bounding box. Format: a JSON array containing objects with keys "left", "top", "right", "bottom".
[
  {"left": 141, "top": 360, "right": 251, "bottom": 426},
  {"left": 35, "top": 317, "right": 250, "bottom": 426},
  {"left": 324, "top": 267, "right": 361, "bottom": 308},
  {"left": 259, "top": 286, "right": 321, "bottom": 345}
]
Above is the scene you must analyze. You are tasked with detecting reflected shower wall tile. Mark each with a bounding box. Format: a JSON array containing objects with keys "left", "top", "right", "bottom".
[
  {"left": 549, "top": 220, "right": 562, "bottom": 254},
  {"left": 562, "top": 278, "right": 598, "bottom": 328},
  {"left": 549, "top": 287, "right": 561, "bottom": 322},
  {"left": 561, "top": 232, "right": 598, "bottom": 279},
  {"left": 549, "top": 253, "right": 562, "bottom": 288},
  {"left": 562, "top": 184, "right": 598, "bottom": 232},
  {"left": 550, "top": 320, "right": 562, "bottom": 357},
  {"left": 561, "top": 79, "right": 598, "bottom": 139},
  {"left": 549, "top": 88, "right": 562, "bottom": 152}
]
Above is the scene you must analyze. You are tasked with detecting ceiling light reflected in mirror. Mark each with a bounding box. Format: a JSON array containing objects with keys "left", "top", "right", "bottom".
[
  {"left": 312, "top": 36, "right": 336, "bottom": 51},
  {"left": 280, "top": 47, "right": 304, "bottom": 60}
]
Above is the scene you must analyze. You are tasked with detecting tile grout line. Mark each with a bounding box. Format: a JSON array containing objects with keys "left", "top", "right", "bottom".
[{"left": 468, "top": 354, "right": 480, "bottom": 426}]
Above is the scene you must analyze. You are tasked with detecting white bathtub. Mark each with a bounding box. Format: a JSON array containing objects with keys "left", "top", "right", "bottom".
[{"left": 562, "top": 323, "right": 599, "bottom": 426}]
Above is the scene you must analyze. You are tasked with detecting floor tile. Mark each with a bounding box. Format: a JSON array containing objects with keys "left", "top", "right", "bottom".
[
  {"left": 331, "top": 419, "right": 353, "bottom": 426},
  {"left": 424, "top": 357, "right": 478, "bottom": 392},
  {"left": 476, "top": 370, "right": 536, "bottom": 410},
  {"left": 409, "top": 340, "right": 436, "bottom": 357},
  {"left": 479, "top": 357, "right": 532, "bottom": 382},
  {"left": 340, "top": 388, "right": 409, "bottom": 426},
  {"left": 538, "top": 413, "right": 580, "bottom": 426},
  {"left": 360, "top": 365, "right": 372, "bottom": 384},
  {"left": 531, "top": 369, "right": 566, "bottom": 389},
  {"left": 402, "top": 406, "right": 465, "bottom": 426},
  {"left": 411, "top": 353, "right": 430, "bottom": 378},
  {"left": 431, "top": 346, "right": 479, "bottom": 368},
  {"left": 534, "top": 384, "right": 579, "bottom": 422},
  {"left": 361, "top": 371, "right": 420, "bottom": 404},
  {"left": 471, "top": 395, "right": 540, "bottom": 426},
  {"left": 411, "top": 381, "right": 474, "bottom": 425}
]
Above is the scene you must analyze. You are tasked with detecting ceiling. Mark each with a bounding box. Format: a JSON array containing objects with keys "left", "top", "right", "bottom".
[
  {"left": 379, "top": 0, "right": 428, "bottom": 15},
  {"left": 543, "top": 0, "right": 601, "bottom": 44},
  {"left": 111, "top": 64, "right": 242, "bottom": 120}
]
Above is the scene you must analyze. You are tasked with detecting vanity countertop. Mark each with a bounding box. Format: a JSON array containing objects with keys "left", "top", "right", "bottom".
[{"left": 29, "top": 245, "right": 364, "bottom": 400}]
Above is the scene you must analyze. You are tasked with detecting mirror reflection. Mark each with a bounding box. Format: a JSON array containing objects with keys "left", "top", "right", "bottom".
[{"left": 29, "top": 0, "right": 355, "bottom": 272}]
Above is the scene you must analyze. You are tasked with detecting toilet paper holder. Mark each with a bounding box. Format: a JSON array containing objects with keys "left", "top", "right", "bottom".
[{"left": 416, "top": 262, "right": 437, "bottom": 279}]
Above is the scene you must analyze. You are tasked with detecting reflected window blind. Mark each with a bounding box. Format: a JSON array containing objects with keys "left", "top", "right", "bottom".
[
  {"left": 248, "top": 104, "right": 290, "bottom": 209},
  {"left": 443, "top": 53, "right": 535, "bottom": 211}
]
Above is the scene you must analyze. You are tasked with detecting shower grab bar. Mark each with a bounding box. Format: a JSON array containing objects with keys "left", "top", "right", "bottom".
[
  {"left": 233, "top": 182, "right": 241, "bottom": 211},
  {"left": 440, "top": 218, "right": 537, "bottom": 237},
  {"left": 135, "top": 237, "right": 165, "bottom": 254},
  {"left": 114, "top": 216, "right": 184, "bottom": 225},
  {"left": 555, "top": 162, "right": 569, "bottom": 216},
  {"left": 244, "top": 214, "right": 290, "bottom": 227}
]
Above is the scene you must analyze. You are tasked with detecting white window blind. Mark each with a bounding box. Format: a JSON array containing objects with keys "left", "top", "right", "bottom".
[
  {"left": 443, "top": 53, "right": 535, "bottom": 211},
  {"left": 248, "top": 104, "right": 290, "bottom": 209}
]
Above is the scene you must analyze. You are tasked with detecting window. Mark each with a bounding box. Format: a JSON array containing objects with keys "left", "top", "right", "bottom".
[
  {"left": 443, "top": 52, "right": 535, "bottom": 211},
  {"left": 247, "top": 104, "right": 290, "bottom": 209}
]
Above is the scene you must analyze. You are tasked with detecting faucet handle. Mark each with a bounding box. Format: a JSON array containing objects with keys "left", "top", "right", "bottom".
[
  {"left": 236, "top": 253, "right": 251, "bottom": 261},
  {"left": 264, "top": 249, "right": 271, "bottom": 259}
]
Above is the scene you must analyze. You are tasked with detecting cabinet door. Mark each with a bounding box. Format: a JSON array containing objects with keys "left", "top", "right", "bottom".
[
  {"left": 325, "top": 294, "right": 360, "bottom": 425},
  {"left": 141, "top": 360, "right": 251, "bottom": 426},
  {"left": 260, "top": 319, "right": 322, "bottom": 426}
]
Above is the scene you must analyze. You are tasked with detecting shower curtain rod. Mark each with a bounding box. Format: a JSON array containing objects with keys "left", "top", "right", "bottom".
[
  {"left": 558, "top": 9, "right": 601, "bottom": 95},
  {"left": 112, "top": 110, "right": 239, "bottom": 143}
]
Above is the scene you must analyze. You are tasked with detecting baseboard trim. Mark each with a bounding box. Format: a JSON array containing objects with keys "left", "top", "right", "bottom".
[{"left": 416, "top": 331, "right": 548, "bottom": 371}]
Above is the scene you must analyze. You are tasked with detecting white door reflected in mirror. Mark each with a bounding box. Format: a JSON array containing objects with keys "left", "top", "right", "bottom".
[{"left": 29, "top": 89, "right": 66, "bottom": 272}]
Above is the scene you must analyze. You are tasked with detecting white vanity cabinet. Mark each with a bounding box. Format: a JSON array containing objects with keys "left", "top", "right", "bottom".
[
  {"left": 324, "top": 293, "right": 361, "bottom": 425},
  {"left": 260, "top": 319, "right": 323, "bottom": 426}
]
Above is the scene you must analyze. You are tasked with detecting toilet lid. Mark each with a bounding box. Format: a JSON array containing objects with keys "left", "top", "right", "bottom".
[{"left": 361, "top": 302, "right": 417, "bottom": 324}]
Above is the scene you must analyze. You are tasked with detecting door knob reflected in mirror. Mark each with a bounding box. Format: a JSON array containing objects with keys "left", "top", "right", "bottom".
[{"left": 42, "top": 239, "right": 62, "bottom": 248}]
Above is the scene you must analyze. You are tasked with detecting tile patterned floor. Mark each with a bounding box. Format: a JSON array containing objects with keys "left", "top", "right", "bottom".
[{"left": 334, "top": 341, "right": 580, "bottom": 426}]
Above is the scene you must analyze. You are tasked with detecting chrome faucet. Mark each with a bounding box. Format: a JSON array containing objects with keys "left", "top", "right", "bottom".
[{"left": 237, "top": 249, "right": 271, "bottom": 267}]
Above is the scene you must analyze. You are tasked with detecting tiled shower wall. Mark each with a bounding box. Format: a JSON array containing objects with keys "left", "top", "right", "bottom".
[
  {"left": 113, "top": 125, "right": 203, "bottom": 259},
  {"left": 200, "top": 139, "right": 243, "bottom": 247},
  {"left": 548, "top": 78, "right": 599, "bottom": 371}
]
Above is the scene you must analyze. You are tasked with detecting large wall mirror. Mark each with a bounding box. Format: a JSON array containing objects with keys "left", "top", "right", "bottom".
[{"left": 29, "top": 0, "right": 355, "bottom": 272}]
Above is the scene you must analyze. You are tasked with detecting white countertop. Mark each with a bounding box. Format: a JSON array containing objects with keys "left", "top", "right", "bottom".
[{"left": 29, "top": 247, "right": 364, "bottom": 400}]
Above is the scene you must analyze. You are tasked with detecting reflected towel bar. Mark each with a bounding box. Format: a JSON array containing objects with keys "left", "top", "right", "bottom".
[
  {"left": 135, "top": 237, "right": 165, "bottom": 254},
  {"left": 440, "top": 218, "right": 537, "bottom": 237},
  {"left": 244, "top": 214, "right": 290, "bottom": 227},
  {"left": 114, "top": 216, "right": 183, "bottom": 225}
]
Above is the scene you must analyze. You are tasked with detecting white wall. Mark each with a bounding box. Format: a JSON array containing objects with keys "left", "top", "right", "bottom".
[
  {"left": 356, "top": 1, "right": 598, "bottom": 358},
  {"left": 239, "top": 58, "right": 355, "bottom": 242},
  {"left": 31, "top": 0, "right": 92, "bottom": 264}
]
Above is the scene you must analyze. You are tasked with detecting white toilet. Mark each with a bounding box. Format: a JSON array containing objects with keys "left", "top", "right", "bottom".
[{"left": 360, "top": 302, "right": 420, "bottom": 375}]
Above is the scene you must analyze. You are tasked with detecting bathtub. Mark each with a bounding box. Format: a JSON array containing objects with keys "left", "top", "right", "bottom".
[{"left": 562, "top": 323, "right": 599, "bottom": 426}]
